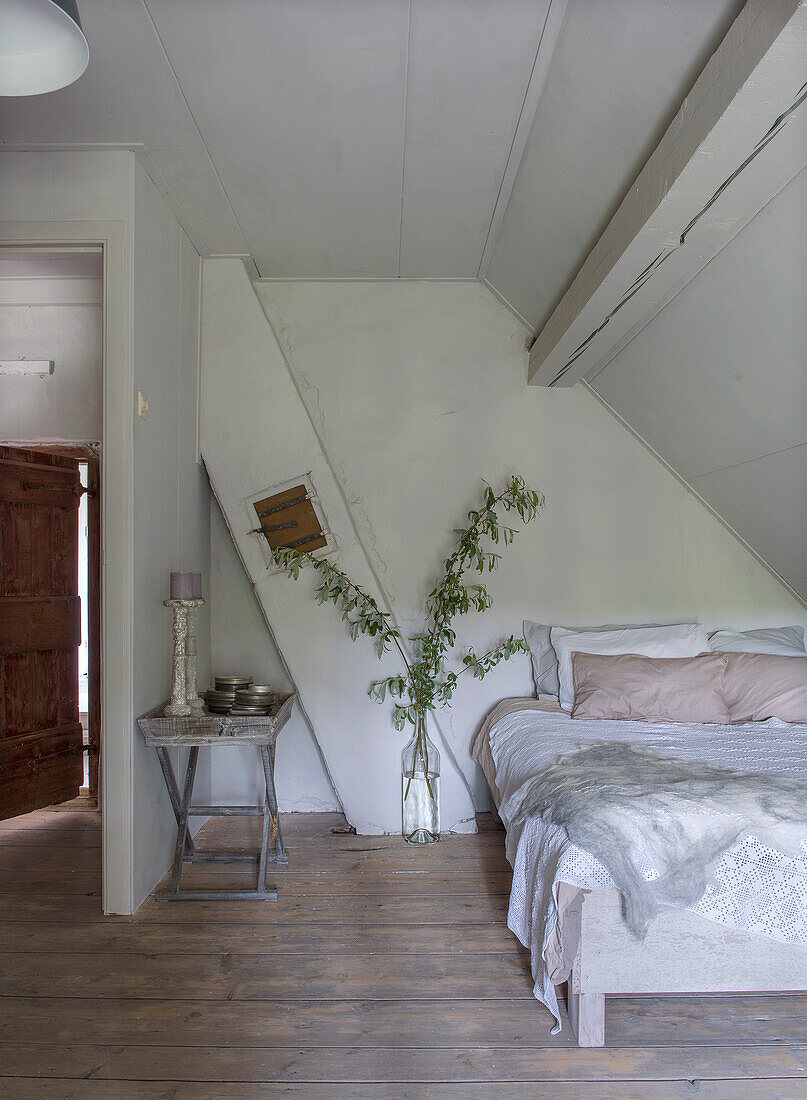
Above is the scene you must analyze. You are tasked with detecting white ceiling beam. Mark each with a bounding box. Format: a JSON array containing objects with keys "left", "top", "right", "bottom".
[{"left": 528, "top": 0, "right": 807, "bottom": 387}]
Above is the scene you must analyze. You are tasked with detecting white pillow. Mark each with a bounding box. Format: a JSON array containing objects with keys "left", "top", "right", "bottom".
[
  {"left": 523, "top": 618, "right": 677, "bottom": 700},
  {"left": 523, "top": 621, "right": 559, "bottom": 698},
  {"left": 709, "top": 626, "right": 806, "bottom": 657},
  {"left": 550, "top": 622, "right": 709, "bottom": 712}
]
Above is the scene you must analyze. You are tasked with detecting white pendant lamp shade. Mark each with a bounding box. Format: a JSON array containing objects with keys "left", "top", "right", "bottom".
[{"left": 0, "top": 0, "right": 89, "bottom": 96}]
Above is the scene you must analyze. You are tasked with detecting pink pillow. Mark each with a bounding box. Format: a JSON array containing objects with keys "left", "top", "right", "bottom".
[
  {"left": 571, "top": 651, "right": 731, "bottom": 724},
  {"left": 721, "top": 652, "right": 807, "bottom": 723}
]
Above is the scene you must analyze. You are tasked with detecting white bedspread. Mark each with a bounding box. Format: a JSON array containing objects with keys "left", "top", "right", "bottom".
[{"left": 487, "top": 705, "right": 807, "bottom": 1031}]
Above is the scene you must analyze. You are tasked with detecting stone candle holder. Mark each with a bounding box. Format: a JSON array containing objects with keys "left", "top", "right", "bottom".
[{"left": 164, "top": 597, "right": 206, "bottom": 715}]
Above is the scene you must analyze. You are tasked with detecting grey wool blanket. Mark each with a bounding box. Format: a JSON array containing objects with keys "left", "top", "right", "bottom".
[{"left": 508, "top": 741, "right": 807, "bottom": 938}]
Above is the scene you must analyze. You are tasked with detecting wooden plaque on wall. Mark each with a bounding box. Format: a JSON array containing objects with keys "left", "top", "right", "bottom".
[{"left": 253, "top": 484, "right": 327, "bottom": 556}]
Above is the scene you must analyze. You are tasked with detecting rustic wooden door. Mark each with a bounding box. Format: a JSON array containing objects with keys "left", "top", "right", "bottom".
[{"left": 0, "top": 446, "right": 84, "bottom": 820}]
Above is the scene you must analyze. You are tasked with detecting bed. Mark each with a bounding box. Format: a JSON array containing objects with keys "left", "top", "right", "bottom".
[{"left": 473, "top": 696, "right": 807, "bottom": 1046}]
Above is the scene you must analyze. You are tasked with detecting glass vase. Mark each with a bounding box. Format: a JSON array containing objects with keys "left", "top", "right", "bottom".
[{"left": 401, "top": 715, "right": 440, "bottom": 844}]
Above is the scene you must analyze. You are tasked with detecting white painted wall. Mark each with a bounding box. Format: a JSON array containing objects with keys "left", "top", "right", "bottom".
[
  {"left": 0, "top": 149, "right": 211, "bottom": 910},
  {"left": 130, "top": 158, "right": 211, "bottom": 907},
  {"left": 200, "top": 259, "right": 476, "bottom": 834},
  {"left": 250, "top": 279, "right": 807, "bottom": 811},
  {"left": 208, "top": 497, "right": 339, "bottom": 812},
  {"left": 0, "top": 304, "right": 102, "bottom": 441}
]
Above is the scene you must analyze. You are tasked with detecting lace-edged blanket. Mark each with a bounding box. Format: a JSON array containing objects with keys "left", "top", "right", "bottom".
[
  {"left": 503, "top": 741, "right": 807, "bottom": 939},
  {"left": 484, "top": 701, "right": 807, "bottom": 1032}
]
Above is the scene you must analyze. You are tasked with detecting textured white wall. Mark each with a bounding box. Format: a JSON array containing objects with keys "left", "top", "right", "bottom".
[
  {"left": 130, "top": 159, "right": 211, "bottom": 906},
  {"left": 200, "top": 259, "right": 477, "bottom": 834},
  {"left": 0, "top": 304, "right": 102, "bottom": 441},
  {"left": 207, "top": 497, "right": 339, "bottom": 812},
  {"left": 253, "top": 279, "right": 807, "bottom": 810}
]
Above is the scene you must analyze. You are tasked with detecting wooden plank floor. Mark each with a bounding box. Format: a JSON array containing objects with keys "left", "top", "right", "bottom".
[{"left": 1, "top": 807, "right": 806, "bottom": 1098}]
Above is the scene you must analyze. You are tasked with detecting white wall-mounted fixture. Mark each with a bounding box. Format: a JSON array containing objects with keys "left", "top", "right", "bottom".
[
  {"left": 0, "top": 359, "right": 54, "bottom": 375},
  {"left": 0, "top": 0, "right": 89, "bottom": 97}
]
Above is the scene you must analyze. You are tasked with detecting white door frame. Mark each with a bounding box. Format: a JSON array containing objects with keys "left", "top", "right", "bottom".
[{"left": 0, "top": 220, "right": 135, "bottom": 914}]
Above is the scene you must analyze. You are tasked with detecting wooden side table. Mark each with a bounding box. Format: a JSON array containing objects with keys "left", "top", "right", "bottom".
[{"left": 138, "top": 692, "right": 296, "bottom": 902}]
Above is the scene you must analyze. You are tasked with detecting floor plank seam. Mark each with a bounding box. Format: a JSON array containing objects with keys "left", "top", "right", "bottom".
[
  {"left": 4, "top": 1075, "right": 807, "bottom": 1085},
  {"left": 3, "top": 1041, "right": 807, "bottom": 1051}
]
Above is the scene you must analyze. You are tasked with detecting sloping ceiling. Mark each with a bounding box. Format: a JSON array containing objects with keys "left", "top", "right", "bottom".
[
  {"left": 588, "top": 162, "right": 807, "bottom": 601},
  {"left": 483, "top": 0, "right": 745, "bottom": 328},
  {"left": 145, "top": 0, "right": 555, "bottom": 277},
  {"left": 1, "top": 0, "right": 742, "bottom": 283}
]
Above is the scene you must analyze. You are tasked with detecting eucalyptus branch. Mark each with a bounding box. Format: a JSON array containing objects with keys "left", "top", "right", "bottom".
[
  {"left": 457, "top": 635, "right": 529, "bottom": 680},
  {"left": 272, "top": 546, "right": 412, "bottom": 675},
  {"left": 270, "top": 475, "right": 544, "bottom": 729},
  {"left": 423, "top": 476, "right": 543, "bottom": 679}
]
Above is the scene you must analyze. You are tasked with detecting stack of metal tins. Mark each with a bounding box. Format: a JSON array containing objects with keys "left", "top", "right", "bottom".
[
  {"left": 203, "top": 675, "right": 254, "bottom": 713},
  {"left": 232, "top": 684, "right": 276, "bottom": 715}
]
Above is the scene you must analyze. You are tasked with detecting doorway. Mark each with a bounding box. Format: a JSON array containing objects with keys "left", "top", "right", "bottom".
[
  {"left": 0, "top": 246, "right": 104, "bottom": 818},
  {"left": 0, "top": 223, "right": 134, "bottom": 913},
  {"left": 77, "top": 457, "right": 101, "bottom": 801},
  {"left": 0, "top": 443, "right": 101, "bottom": 817}
]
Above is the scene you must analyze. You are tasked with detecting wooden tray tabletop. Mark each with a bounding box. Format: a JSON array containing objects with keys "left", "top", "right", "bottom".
[{"left": 138, "top": 692, "right": 296, "bottom": 747}]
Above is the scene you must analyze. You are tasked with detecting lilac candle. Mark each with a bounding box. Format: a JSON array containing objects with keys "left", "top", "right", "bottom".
[
  {"left": 170, "top": 571, "right": 196, "bottom": 600},
  {"left": 191, "top": 572, "right": 203, "bottom": 599}
]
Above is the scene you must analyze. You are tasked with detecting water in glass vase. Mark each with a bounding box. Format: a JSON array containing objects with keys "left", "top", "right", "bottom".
[{"left": 401, "top": 718, "right": 440, "bottom": 844}]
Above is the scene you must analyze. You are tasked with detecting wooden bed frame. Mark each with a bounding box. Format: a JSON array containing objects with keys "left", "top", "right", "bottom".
[{"left": 564, "top": 887, "right": 807, "bottom": 1046}]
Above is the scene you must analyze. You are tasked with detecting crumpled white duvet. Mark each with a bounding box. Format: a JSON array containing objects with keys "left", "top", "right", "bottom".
[
  {"left": 507, "top": 741, "right": 807, "bottom": 938},
  {"left": 488, "top": 705, "right": 807, "bottom": 1032}
]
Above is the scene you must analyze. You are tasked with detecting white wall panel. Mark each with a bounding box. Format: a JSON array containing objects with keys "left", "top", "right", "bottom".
[
  {"left": 51, "top": 152, "right": 136, "bottom": 224},
  {"left": 208, "top": 500, "right": 339, "bottom": 813},
  {"left": 693, "top": 445, "right": 807, "bottom": 599},
  {"left": 0, "top": 152, "right": 57, "bottom": 221},
  {"left": 200, "top": 260, "right": 476, "bottom": 834},
  {"left": 131, "top": 159, "right": 183, "bottom": 907},
  {"left": 131, "top": 160, "right": 211, "bottom": 907},
  {"left": 177, "top": 227, "right": 211, "bottom": 714},
  {"left": 0, "top": 304, "right": 102, "bottom": 441},
  {"left": 0, "top": 151, "right": 131, "bottom": 226}
]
